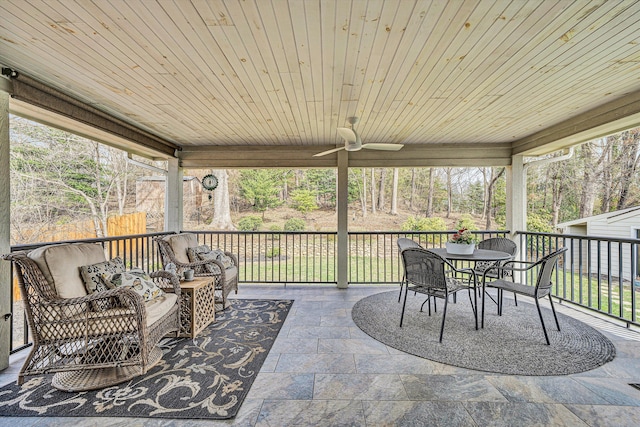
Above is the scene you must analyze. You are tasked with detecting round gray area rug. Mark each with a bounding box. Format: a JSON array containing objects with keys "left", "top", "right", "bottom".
[{"left": 352, "top": 291, "right": 616, "bottom": 375}]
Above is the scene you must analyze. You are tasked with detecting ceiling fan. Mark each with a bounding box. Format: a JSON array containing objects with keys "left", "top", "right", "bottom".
[{"left": 313, "top": 117, "right": 404, "bottom": 157}]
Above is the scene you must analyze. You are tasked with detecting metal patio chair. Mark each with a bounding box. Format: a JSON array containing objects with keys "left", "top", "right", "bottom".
[
  {"left": 400, "top": 247, "right": 477, "bottom": 342},
  {"left": 481, "top": 247, "right": 568, "bottom": 345},
  {"left": 397, "top": 237, "right": 422, "bottom": 302}
]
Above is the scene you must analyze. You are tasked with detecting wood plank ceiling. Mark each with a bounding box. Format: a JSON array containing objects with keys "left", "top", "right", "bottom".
[{"left": 1, "top": 0, "right": 640, "bottom": 167}]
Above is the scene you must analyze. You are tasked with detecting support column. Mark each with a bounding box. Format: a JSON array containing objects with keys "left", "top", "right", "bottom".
[
  {"left": 506, "top": 154, "right": 526, "bottom": 247},
  {"left": 165, "top": 157, "right": 183, "bottom": 232},
  {"left": 0, "top": 89, "right": 11, "bottom": 370},
  {"left": 336, "top": 150, "right": 349, "bottom": 289}
]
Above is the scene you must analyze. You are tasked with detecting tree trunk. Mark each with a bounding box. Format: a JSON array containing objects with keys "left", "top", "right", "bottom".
[
  {"left": 481, "top": 168, "right": 489, "bottom": 220},
  {"left": 390, "top": 168, "right": 399, "bottom": 215},
  {"left": 426, "top": 168, "right": 434, "bottom": 217},
  {"left": 446, "top": 168, "right": 452, "bottom": 218},
  {"left": 579, "top": 142, "right": 597, "bottom": 218},
  {"left": 362, "top": 168, "right": 367, "bottom": 217},
  {"left": 410, "top": 168, "right": 416, "bottom": 210},
  {"left": 370, "top": 168, "right": 376, "bottom": 214},
  {"left": 210, "top": 169, "right": 236, "bottom": 230},
  {"left": 485, "top": 168, "right": 505, "bottom": 230},
  {"left": 377, "top": 168, "right": 387, "bottom": 211},
  {"left": 552, "top": 175, "right": 563, "bottom": 225},
  {"left": 615, "top": 130, "right": 640, "bottom": 210}
]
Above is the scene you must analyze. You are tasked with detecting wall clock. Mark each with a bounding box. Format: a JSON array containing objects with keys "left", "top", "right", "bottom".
[{"left": 202, "top": 174, "right": 218, "bottom": 191}]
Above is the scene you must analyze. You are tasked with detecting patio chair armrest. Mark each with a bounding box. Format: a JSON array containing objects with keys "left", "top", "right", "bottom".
[
  {"left": 225, "top": 251, "right": 238, "bottom": 267},
  {"left": 450, "top": 266, "right": 477, "bottom": 284},
  {"left": 49, "top": 287, "right": 143, "bottom": 310},
  {"left": 150, "top": 270, "right": 181, "bottom": 296},
  {"left": 482, "top": 261, "right": 537, "bottom": 279}
]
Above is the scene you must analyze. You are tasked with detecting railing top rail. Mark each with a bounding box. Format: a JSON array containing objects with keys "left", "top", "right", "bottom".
[
  {"left": 9, "top": 231, "right": 173, "bottom": 253},
  {"left": 348, "top": 230, "right": 510, "bottom": 235},
  {"left": 517, "top": 230, "right": 640, "bottom": 244},
  {"left": 184, "top": 230, "right": 337, "bottom": 235}
]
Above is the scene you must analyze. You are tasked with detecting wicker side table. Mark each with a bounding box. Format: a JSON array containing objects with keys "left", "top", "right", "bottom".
[{"left": 177, "top": 278, "right": 217, "bottom": 338}]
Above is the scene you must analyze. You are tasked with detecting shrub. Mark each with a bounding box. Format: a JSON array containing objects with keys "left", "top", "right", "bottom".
[
  {"left": 527, "top": 212, "right": 553, "bottom": 232},
  {"left": 284, "top": 217, "right": 306, "bottom": 231},
  {"left": 290, "top": 189, "right": 318, "bottom": 215},
  {"left": 455, "top": 214, "right": 478, "bottom": 231},
  {"left": 237, "top": 215, "right": 263, "bottom": 231},
  {"left": 265, "top": 247, "right": 281, "bottom": 258},
  {"left": 401, "top": 216, "right": 446, "bottom": 232},
  {"left": 269, "top": 224, "right": 283, "bottom": 232},
  {"left": 401, "top": 216, "right": 447, "bottom": 245}
]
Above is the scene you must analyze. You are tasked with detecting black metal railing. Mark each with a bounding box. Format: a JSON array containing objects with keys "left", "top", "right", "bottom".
[
  {"left": 516, "top": 231, "right": 640, "bottom": 328},
  {"left": 6, "top": 229, "right": 639, "bottom": 353},
  {"left": 188, "top": 231, "right": 337, "bottom": 284},
  {"left": 348, "top": 230, "right": 508, "bottom": 283}
]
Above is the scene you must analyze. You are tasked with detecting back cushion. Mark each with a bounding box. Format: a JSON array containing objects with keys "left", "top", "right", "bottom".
[
  {"left": 28, "top": 243, "right": 107, "bottom": 299},
  {"left": 163, "top": 233, "right": 198, "bottom": 264}
]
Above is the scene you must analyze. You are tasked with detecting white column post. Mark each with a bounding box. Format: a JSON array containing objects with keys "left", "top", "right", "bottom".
[
  {"left": 0, "top": 89, "right": 11, "bottom": 370},
  {"left": 165, "top": 157, "right": 183, "bottom": 232},
  {"left": 507, "top": 154, "right": 526, "bottom": 267},
  {"left": 336, "top": 150, "right": 349, "bottom": 289}
]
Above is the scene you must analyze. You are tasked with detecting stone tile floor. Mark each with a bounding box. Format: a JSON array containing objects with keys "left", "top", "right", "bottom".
[{"left": 1, "top": 284, "right": 640, "bottom": 426}]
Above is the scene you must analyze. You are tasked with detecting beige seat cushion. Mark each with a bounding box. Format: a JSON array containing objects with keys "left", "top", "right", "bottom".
[
  {"left": 28, "top": 243, "right": 107, "bottom": 300},
  {"left": 224, "top": 266, "right": 238, "bottom": 285},
  {"left": 163, "top": 233, "right": 198, "bottom": 264},
  {"left": 145, "top": 293, "right": 179, "bottom": 327}
]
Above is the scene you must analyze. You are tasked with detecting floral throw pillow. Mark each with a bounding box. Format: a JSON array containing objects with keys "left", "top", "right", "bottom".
[
  {"left": 212, "top": 249, "right": 234, "bottom": 269},
  {"left": 195, "top": 251, "right": 222, "bottom": 274},
  {"left": 186, "top": 245, "right": 212, "bottom": 275},
  {"left": 197, "top": 249, "right": 233, "bottom": 274},
  {"left": 103, "top": 268, "right": 165, "bottom": 302},
  {"left": 79, "top": 257, "right": 125, "bottom": 311}
]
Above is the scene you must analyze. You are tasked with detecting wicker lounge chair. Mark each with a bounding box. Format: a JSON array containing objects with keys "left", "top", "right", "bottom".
[
  {"left": 154, "top": 233, "right": 238, "bottom": 311},
  {"left": 2, "top": 243, "right": 181, "bottom": 392}
]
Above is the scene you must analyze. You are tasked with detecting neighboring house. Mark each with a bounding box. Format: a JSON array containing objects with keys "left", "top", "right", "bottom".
[
  {"left": 556, "top": 206, "right": 640, "bottom": 285},
  {"left": 136, "top": 176, "right": 203, "bottom": 230}
]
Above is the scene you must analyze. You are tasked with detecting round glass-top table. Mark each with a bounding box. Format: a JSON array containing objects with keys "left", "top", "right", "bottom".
[{"left": 429, "top": 248, "right": 511, "bottom": 262}]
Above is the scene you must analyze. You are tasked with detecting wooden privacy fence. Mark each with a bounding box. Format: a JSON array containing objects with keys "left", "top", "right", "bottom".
[{"left": 11, "top": 212, "right": 146, "bottom": 300}]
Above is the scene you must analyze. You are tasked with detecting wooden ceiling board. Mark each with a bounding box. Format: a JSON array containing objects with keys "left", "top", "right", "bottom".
[{"left": 1, "top": 0, "right": 640, "bottom": 162}]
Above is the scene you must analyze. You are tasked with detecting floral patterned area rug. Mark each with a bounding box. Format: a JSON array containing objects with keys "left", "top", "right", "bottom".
[{"left": 0, "top": 299, "right": 292, "bottom": 420}]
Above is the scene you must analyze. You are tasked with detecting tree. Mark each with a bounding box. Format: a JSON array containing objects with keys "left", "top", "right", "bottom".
[
  {"left": 304, "top": 169, "right": 335, "bottom": 207},
  {"left": 210, "top": 169, "right": 236, "bottom": 230},
  {"left": 445, "top": 168, "right": 453, "bottom": 218},
  {"left": 426, "top": 168, "right": 434, "bottom": 217},
  {"left": 390, "top": 168, "right": 399, "bottom": 215},
  {"left": 409, "top": 168, "right": 416, "bottom": 210},
  {"left": 577, "top": 141, "right": 606, "bottom": 218},
  {"left": 10, "top": 117, "right": 125, "bottom": 238},
  {"left": 361, "top": 169, "right": 367, "bottom": 217},
  {"left": 370, "top": 168, "right": 376, "bottom": 214},
  {"left": 377, "top": 168, "right": 387, "bottom": 211},
  {"left": 615, "top": 129, "right": 640, "bottom": 210},
  {"left": 239, "top": 169, "right": 283, "bottom": 219},
  {"left": 484, "top": 167, "right": 505, "bottom": 229},
  {"left": 290, "top": 189, "right": 318, "bottom": 216}
]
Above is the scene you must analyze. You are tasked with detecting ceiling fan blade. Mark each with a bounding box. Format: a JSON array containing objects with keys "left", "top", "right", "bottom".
[
  {"left": 362, "top": 143, "right": 404, "bottom": 151},
  {"left": 337, "top": 127, "right": 357, "bottom": 143},
  {"left": 313, "top": 146, "right": 347, "bottom": 157}
]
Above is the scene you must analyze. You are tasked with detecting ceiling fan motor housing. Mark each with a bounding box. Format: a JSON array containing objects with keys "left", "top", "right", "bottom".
[{"left": 345, "top": 139, "right": 360, "bottom": 151}]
